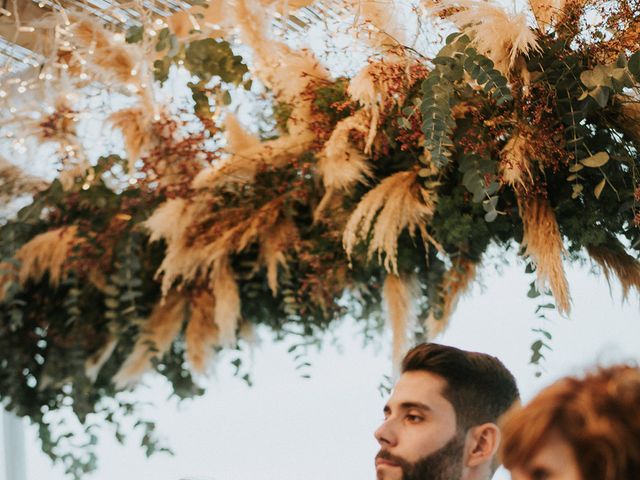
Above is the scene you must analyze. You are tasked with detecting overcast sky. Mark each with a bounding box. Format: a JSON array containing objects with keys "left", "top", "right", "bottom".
[{"left": 2, "top": 248, "right": 639, "bottom": 480}]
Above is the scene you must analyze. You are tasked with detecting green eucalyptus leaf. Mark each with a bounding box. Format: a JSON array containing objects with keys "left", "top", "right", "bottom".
[
  {"left": 125, "top": 25, "right": 144, "bottom": 44},
  {"left": 588, "top": 86, "right": 610, "bottom": 108},
  {"left": 399, "top": 117, "right": 411, "bottom": 129},
  {"left": 580, "top": 65, "right": 613, "bottom": 88},
  {"left": 484, "top": 209, "right": 498, "bottom": 222},
  {"left": 580, "top": 152, "right": 609, "bottom": 168},
  {"left": 628, "top": 51, "right": 640, "bottom": 79},
  {"left": 571, "top": 183, "right": 584, "bottom": 198},
  {"left": 527, "top": 282, "right": 541, "bottom": 298},
  {"left": 594, "top": 178, "right": 606, "bottom": 199}
]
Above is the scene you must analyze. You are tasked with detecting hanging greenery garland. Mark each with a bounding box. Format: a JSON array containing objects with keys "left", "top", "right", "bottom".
[{"left": 0, "top": 0, "right": 639, "bottom": 476}]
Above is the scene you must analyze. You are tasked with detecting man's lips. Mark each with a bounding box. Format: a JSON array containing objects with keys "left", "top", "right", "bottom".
[{"left": 375, "top": 458, "right": 400, "bottom": 468}]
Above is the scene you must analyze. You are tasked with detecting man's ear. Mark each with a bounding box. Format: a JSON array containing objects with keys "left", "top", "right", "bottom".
[{"left": 464, "top": 422, "right": 501, "bottom": 468}]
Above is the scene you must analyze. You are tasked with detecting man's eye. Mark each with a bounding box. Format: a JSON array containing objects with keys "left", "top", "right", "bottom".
[{"left": 406, "top": 414, "right": 423, "bottom": 423}]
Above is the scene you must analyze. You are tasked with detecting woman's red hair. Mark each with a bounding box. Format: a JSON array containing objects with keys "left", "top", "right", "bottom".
[{"left": 500, "top": 365, "right": 640, "bottom": 480}]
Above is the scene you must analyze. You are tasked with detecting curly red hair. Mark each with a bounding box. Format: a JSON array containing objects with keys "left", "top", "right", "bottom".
[{"left": 500, "top": 365, "right": 640, "bottom": 480}]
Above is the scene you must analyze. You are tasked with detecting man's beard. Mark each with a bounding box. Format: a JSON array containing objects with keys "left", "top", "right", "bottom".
[{"left": 375, "top": 431, "right": 466, "bottom": 480}]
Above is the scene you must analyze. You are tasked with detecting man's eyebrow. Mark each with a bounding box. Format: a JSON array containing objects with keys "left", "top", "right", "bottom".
[
  {"left": 383, "top": 402, "right": 432, "bottom": 414},
  {"left": 399, "top": 402, "right": 431, "bottom": 412}
]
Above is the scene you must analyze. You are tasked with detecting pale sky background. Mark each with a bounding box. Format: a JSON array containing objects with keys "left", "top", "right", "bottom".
[{"left": 2, "top": 250, "right": 639, "bottom": 480}]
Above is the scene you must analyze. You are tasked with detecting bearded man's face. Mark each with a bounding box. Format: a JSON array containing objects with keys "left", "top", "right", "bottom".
[
  {"left": 374, "top": 371, "right": 467, "bottom": 480},
  {"left": 375, "top": 430, "right": 466, "bottom": 480}
]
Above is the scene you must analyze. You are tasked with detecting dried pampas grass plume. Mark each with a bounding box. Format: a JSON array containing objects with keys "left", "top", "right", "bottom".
[
  {"left": 383, "top": 274, "right": 418, "bottom": 374},
  {"left": 349, "top": 58, "right": 417, "bottom": 153},
  {"left": 34, "top": 97, "right": 77, "bottom": 145},
  {"left": 70, "top": 19, "right": 139, "bottom": 85},
  {"left": 188, "top": 0, "right": 330, "bottom": 192},
  {"left": 192, "top": 134, "right": 314, "bottom": 190},
  {"left": 114, "top": 292, "right": 187, "bottom": 389},
  {"left": 144, "top": 198, "right": 210, "bottom": 297},
  {"left": 314, "top": 111, "right": 372, "bottom": 221},
  {"left": 528, "top": 0, "right": 566, "bottom": 28},
  {"left": 109, "top": 100, "right": 155, "bottom": 171},
  {"left": 234, "top": 0, "right": 329, "bottom": 134},
  {"left": 317, "top": 110, "right": 373, "bottom": 191},
  {"left": 145, "top": 198, "right": 194, "bottom": 247},
  {"left": 0, "top": 156, "right": 48, "bottom": 203},
  {"left": 85, "top": 337, "right": 118, "bottom": 383},
  {"left": 351, "top": 0, "right": 415, "bottom": 49},
  {"left": 587, "top": 241, "right": 640, "bottom": 301},
  {"left": 500, "top": 130, "right": 533, "bottom": 190},
  {"left": 260, "top": 219, "right": 299, "bottom": 296},
  {"left": 14, "top": 226, "right": 78, "bottom": 287},
  {"left": 149, "top": 196, "right": 283, "bottom": 297},
  {"left": 211, "top": 259, "right": 241, "bottom": 347},
  {"left": 432, "top": 0, "right": 541, "bottom": 75},
  {"left": 426, "top": 257, "right": 476, "bottom": 338},
  {"left": 343, "top": 171, "right": 436, "bottom": 274},
  {"left": 224, "top": 113, "right": 260, "bottom": 154},
  {"left": 185, "top": 290, "right": 219, "bottom": 373},
  {"left": 519, "top": 195, "right": 571, "bottom": 313}
]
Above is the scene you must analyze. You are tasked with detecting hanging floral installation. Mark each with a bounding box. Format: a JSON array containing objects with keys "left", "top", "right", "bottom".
[{"left": 0, "top": 0, "right": 639, "bottom": 476}]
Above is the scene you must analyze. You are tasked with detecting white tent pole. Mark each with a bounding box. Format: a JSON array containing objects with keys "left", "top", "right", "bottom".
[{"left": 2, "top": 410, "right": 27, "bottom": 480}]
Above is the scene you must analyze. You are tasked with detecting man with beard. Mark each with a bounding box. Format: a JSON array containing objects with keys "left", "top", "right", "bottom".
[{"left": 374, "top": 343, "right": 519, "bottom": 480}]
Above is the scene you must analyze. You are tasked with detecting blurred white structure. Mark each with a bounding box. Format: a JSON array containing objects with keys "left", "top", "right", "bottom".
[{"left": 2, "top": 410, "right": 27, "bottom": 480}]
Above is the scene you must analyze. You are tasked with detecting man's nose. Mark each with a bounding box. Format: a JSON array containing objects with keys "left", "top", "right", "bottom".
[{"left": 374, "top": 419, "right": 398, "bottom": 447}]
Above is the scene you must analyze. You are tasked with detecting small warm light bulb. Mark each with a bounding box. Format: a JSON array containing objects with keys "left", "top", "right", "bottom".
[{"left": 82, "top": 183, "right": 90, "bottom": 190}]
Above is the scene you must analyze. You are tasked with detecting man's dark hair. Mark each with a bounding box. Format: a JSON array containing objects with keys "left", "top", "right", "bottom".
[{"left": 401, "top": 343, "right": 519, "bottom": 431}]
